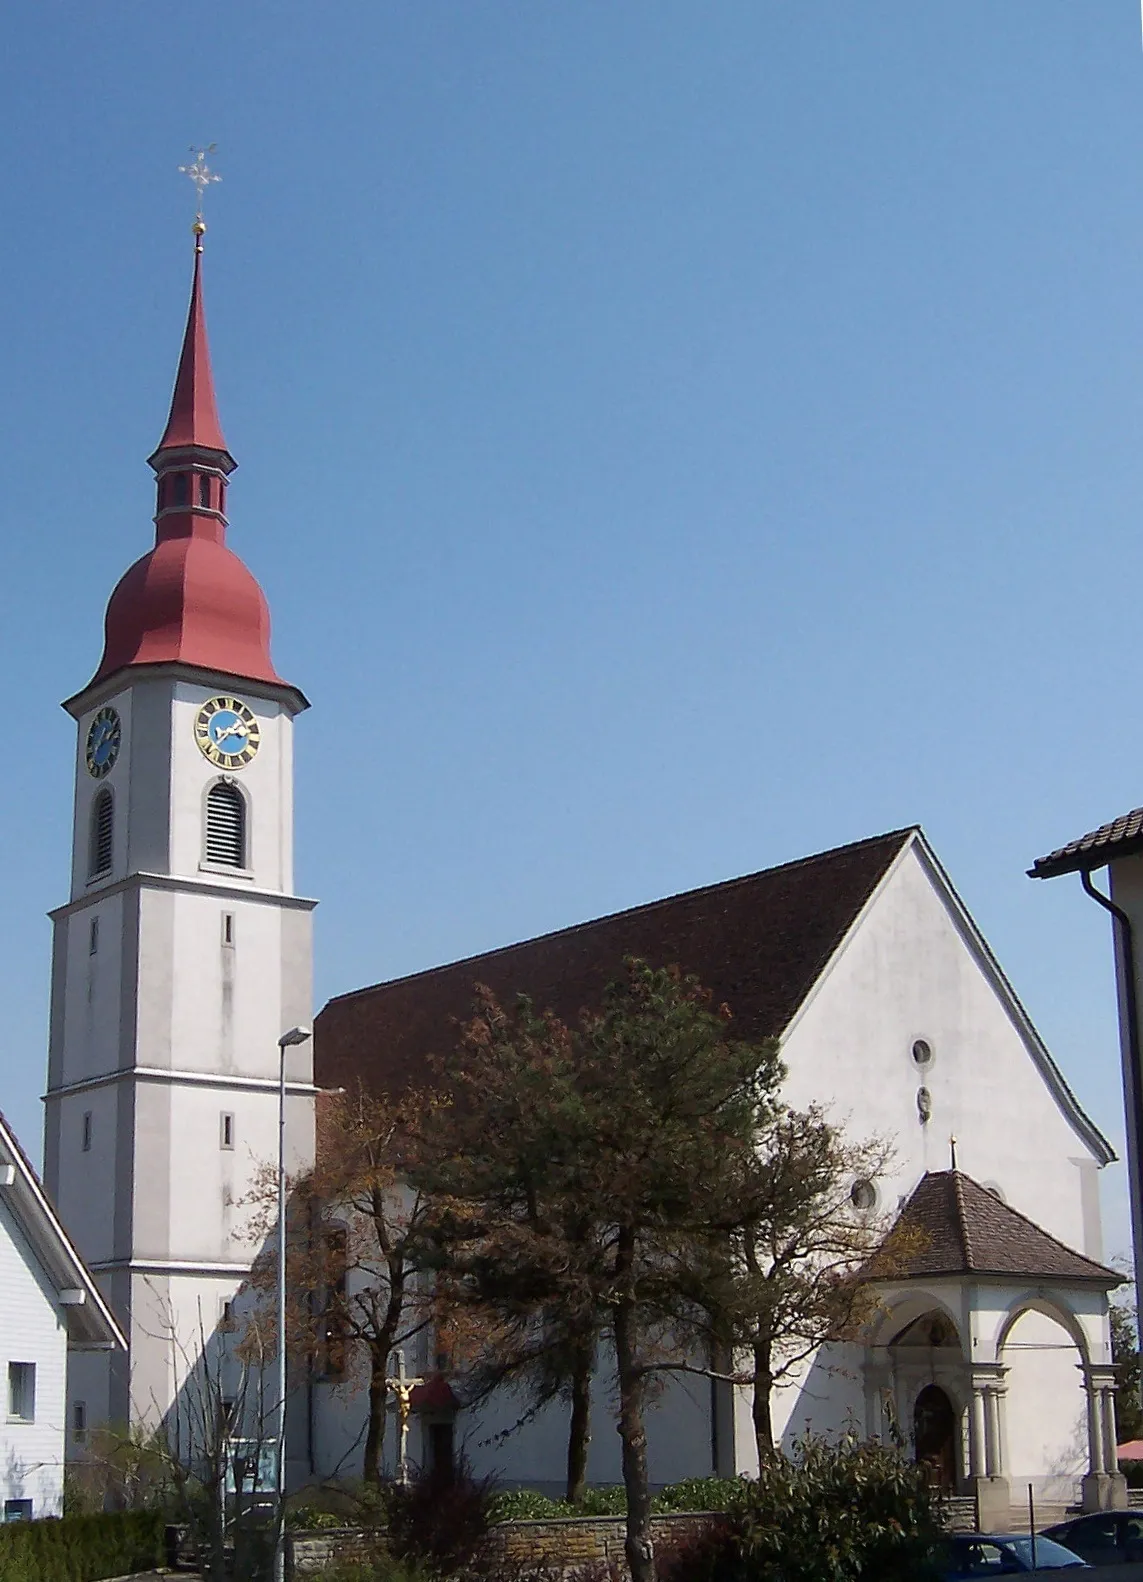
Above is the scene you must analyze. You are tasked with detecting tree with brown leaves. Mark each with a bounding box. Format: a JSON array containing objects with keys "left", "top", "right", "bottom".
[{"left": 243, "top": 1086, "right": 441, "bottom": 1484}]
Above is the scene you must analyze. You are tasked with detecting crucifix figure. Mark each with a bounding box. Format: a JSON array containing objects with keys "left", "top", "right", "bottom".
[{"left": 385, "top": 1348, "right": 425, "bottom": 1486}]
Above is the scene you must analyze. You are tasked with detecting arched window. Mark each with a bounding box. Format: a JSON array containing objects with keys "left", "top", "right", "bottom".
[
  {"left": 88, "top": 789, "right": 113, "bottom": 878},
  {"left": 205, "top": 781, "right": 246, "bottom": 868}
]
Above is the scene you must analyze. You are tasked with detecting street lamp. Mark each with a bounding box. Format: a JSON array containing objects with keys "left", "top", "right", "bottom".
[{"left": 274, "top": 1025, "right": 311, "bottom": 1582}]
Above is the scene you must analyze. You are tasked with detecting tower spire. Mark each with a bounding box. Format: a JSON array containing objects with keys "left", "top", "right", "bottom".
[{"left": 149, "top": 226, "right": 232, "bottom": 462}]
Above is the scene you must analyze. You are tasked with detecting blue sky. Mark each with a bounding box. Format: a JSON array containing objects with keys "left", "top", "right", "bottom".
[{"left": 2, "top": 2, "right": 1142, "bottom": 1255}]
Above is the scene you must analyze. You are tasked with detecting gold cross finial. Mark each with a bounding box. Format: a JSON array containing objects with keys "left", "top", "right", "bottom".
[{"left": 179, "top": 145, "right": 221, "bottom": 238}]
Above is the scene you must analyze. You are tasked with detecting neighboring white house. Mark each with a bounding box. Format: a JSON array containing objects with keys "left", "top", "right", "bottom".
[{"left": 0, "top": 1109, "right": 125, "bottom": 1521}]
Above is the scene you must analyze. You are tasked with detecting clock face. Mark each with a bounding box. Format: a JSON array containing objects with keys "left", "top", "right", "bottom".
[
  {"left": 85, "top": 707, "right": 122, "bottom": 778},
  {"left": 195, "top": 696, "right": 261, "bottom": 769}
]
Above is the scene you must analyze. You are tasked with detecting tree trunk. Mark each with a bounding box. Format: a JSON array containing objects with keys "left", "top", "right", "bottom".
[
  {"left": 614, "top": 1230, "right": 655, "bottom": 1582},
  {"left": 752, "top": 1339, "right": 775, "bottom": 1470},
  {"left": 566, "top": 1334, "right": 593, "bottom": 1505},
  {"left": 362, "top": 1351, "right": 387, "bottom": 1484}
]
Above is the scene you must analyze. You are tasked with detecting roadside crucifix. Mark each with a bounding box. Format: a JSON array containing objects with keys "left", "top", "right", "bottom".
[{"left": 385, "top": 1348, "right": 425, "bottom": 1486}]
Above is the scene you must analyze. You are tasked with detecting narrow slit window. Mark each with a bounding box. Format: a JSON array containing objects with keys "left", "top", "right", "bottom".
[
  {"left": 89, "top": 916, "right": 99, "bottom": 955},
  {"left": 88, "top": 789, "right": 113, "bottom": 878},
  {"left": 82, "top": 1112, "right": 92, "bottom": 1152},
  {"left": 72, "top": 1400, "right": 87, "bottom": 1442},
  {"left": 199, "top": 474, "right": 211, "bottom": 508},
  {"left": 205, "top": 782, "right": 246, "bottom": 868},
  {"left": 171, "top": 473, "right": 189, "bottom": 507},
  {"left": 222, "top": 911, "right": 235, "bottom": 947},
  {"left": 220, "top": 1112, "right": 234, "bottom": 1150}
]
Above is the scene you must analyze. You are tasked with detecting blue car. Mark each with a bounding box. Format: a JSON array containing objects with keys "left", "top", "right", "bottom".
[{"left": 941, "top": 1532, "right": 1088, "bottom": 1576}]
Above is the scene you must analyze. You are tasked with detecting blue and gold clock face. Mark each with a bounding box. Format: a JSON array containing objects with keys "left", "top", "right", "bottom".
[
  {"left": 195, "top": 695, "right": 261, "bottom": 769},
  {"left": 85, "top": 707, "right": 122, "bottom": 779}
]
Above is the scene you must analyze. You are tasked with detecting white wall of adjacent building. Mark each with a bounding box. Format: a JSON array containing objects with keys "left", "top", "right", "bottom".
[{"left": 0, "top": 1194, "right": 69, "bottom": 1519}]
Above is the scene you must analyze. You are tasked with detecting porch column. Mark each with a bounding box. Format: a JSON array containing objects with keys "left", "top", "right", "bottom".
[
  {"left": 984, "top": 1387, "right": 1004, "bottom": 1477},
  {"left": 1081, "top": 1364, "right": 1128, "bottom": 1512},
  {"left": 1087, "top": 1380, "right": 1106, "bottom": 1475},
  {"left": 1101, "top": 1387, "right": 1118, "bottom": 1478},
  {"left": 968, "top": 1387, "right": 987, "bottom": 1479}
]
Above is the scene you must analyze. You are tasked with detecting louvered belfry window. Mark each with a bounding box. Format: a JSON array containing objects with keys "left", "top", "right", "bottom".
[
  {"left": 206, "top": 781, "right": 246, "bottom": 868},
  {"left": 88, "top": 789, "right": 113, "bottom": 878}
]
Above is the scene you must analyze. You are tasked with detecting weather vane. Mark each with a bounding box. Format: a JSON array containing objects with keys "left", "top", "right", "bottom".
[{"left": 178, "top": 145, "right": 221, "bottom": 234}]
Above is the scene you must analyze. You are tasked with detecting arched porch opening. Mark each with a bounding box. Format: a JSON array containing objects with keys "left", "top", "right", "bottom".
[
  {"left": 996, "top": 1294, "right": 1119, "bottom": 1511},
  {"left": 885, "top": 1308, "right": 967, "bottom": 1488}
]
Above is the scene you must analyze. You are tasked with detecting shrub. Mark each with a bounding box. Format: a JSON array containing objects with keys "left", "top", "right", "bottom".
[
  {"left": 383, "top": 1463, "right": 497, "bottom": 1578},
  {"left": 723, "top": 1437, "right": 942, "bottom": 1582},
  {"left": 0, "top": 1509, "right": 165, "bottom": 1582},
  {"left": 489, "top": 1476, "right": 750, "bottom": 1523}
]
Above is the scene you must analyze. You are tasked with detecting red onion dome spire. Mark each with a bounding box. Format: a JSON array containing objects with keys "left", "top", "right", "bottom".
[{"left": 80, "top": 224, "right": 300, "bottom": 701}]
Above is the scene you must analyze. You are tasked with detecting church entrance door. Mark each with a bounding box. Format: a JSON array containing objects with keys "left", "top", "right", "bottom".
[{"left": 914, "top": 1384, "right": 957, "bottom": 1490}]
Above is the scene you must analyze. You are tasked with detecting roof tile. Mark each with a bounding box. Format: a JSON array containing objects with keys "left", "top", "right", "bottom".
[
  {"left": 314, "top": 828, "right": 915, "bottom": 1095},
  {"left": 892, "top": 1171, "right": 1119, "bottom": 1285}
]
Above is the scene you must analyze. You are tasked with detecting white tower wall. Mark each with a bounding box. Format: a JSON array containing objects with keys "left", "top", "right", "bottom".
[{"left": 44, "top": 668, "right": 315, "bottom": 1432}]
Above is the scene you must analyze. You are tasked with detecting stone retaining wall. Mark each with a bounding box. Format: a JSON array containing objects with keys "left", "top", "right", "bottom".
[
  {"left": 287, "top": 1513, "right": 725, "bottom": 1576},
  {"left": 486, "top": 1511, "right": 724, "bottom": 1570}
]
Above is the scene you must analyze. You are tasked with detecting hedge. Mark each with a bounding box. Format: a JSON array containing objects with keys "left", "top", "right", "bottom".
[{"left": 0, "top": 1509, "right": 165, "bottom": 1582}]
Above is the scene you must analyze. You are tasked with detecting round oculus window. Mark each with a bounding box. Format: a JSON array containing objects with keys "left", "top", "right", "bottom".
[
  {"left": 911, "top": 1039, "right": 933, "bottom": 1067},
  {"left": 850, "top": 1179, "right": 877, "bottom": 1212}
]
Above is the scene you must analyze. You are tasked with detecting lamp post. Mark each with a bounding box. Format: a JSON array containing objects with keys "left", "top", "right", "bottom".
[{"left": 274, "top": 1025, "right": 311, "bottom": 1582}]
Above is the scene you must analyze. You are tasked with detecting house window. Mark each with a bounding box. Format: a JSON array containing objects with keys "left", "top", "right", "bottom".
[
  {"left": 205, "top": 782, "right": 246, "bottom": 868},
  {"left": 82, "top": 1112, "right": 93, "bottom": 1153},
  {"left": 199, "top": 474, "right": 211, "bottom": 508},
  {"left": 219, "top": 1299, "right": 236, "bottom": 1333},
  {"left": 89, "top": 915, "right": 99, "bottom": 955},
  {"left": 8, "top": 1363, "right": 35, "bottom": 1422},
  {"left": 171, "top": 473, "right": 189, "bottom": 507},
  {"left": 3, "top": 1500, "right": 32, "bottom": 1522},
  {"left": 88, "top": 788, "right": 113, "bottom": 878},
  {"left": 73, "top": 1400, "right": 87, "bottom": 1443},
  {"left": 222, "top": 911, "right": 235, "bottom": 947},
  {"left": 220, "top": 1112, "right": 235, "bottom": 1150}
]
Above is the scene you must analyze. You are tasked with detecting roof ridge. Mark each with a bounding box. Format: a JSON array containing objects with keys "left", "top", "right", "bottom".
[
  {"left": 324, "top": 826, "right": 919, "bottom": 1009},
  {"left": 951, "top": 1171, "right": 976, "bottom": 1270}
]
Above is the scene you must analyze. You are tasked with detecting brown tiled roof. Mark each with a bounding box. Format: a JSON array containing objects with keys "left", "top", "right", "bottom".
[
  {"left": 314, "top": 828, "right": 915, "bottom": 1096},
  {"left": 891, "top": 1171, "right": 1119, "bottom": 1285},
  {"left": 1030, "top": 806, "right": 1143, "bottom": 879}
]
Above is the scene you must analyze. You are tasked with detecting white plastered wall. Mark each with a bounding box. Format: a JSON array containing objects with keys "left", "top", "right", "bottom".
[{"left": 0, "top": 1195, "right": 69, "bottom": 1517}]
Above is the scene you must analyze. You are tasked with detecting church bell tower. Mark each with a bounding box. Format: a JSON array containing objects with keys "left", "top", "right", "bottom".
[{"left": 43, "top": 221, "right": 317, "bottom": 1436}]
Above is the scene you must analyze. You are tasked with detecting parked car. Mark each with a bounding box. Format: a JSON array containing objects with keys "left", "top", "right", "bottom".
[
  {"left": 1044, "top": 1512, "right": 1143, "bottom": 1566},
  {"left": 940, "top": 1532, "right": 1089, "bottom": 1576}
]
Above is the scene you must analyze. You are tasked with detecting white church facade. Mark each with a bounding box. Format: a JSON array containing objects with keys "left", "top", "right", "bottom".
[
  {"left": 37, "top": 230, "right": 1131, "bottom": 1519},
  {"left": 313, "top": 827, "right": 1125, "bottom": 1519}
]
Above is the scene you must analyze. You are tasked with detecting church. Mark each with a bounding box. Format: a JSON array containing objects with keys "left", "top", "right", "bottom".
[{"left": 35, "top": 227, "right": 1130, "bottom": 1521}]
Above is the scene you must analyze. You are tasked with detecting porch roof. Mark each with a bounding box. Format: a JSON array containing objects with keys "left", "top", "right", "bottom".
[{"left": 886, "top": 1171, "right": 1120, "bottom": 1287}]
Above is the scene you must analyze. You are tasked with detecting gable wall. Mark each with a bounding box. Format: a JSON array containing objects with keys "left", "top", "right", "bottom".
[
  {"left": 0, "top": 1194, "right": 67, "bottom": 1517},
  {"left": 781, "top": 841, "right": 1103, "bottom": 1257}
]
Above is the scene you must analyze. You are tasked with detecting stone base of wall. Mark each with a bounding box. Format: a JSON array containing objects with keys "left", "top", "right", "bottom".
[
  {"left": 486, "top": 1511, "right": 725, "bottom": 1571},
  {"left": 287, "top": 1513, "right": 726, "bottom": 1577}
]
